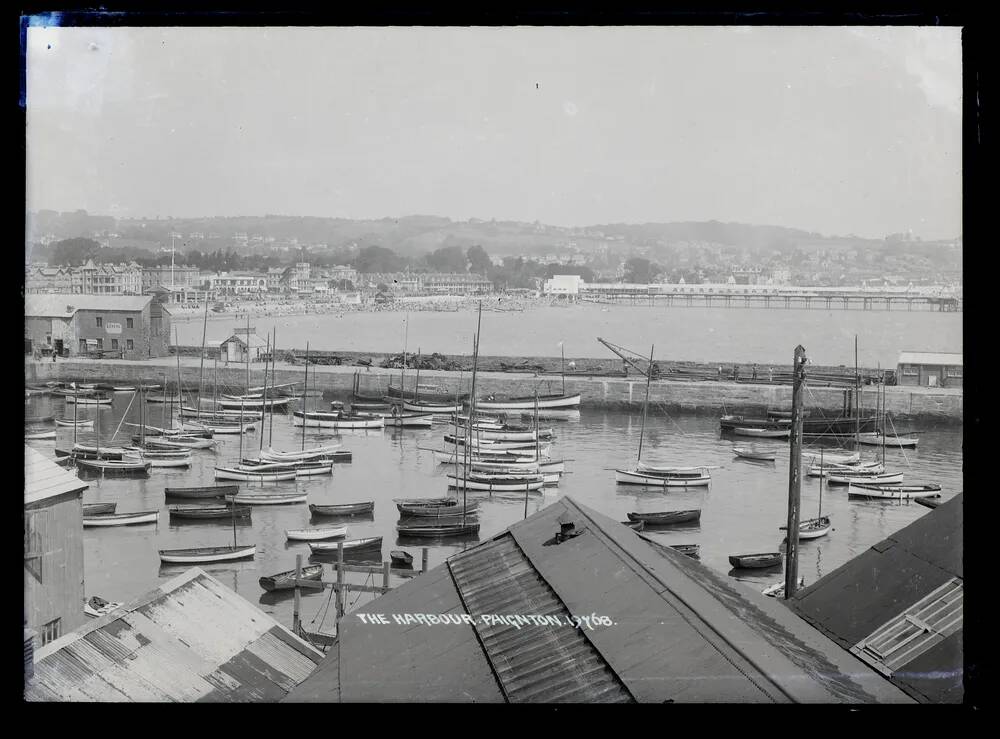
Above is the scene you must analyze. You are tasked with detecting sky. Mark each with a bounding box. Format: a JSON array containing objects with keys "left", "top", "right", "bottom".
[{"left": 24, "top": 25, "right": 962, "bottom": 239}]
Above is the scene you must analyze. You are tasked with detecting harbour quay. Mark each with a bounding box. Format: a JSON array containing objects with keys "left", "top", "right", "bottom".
[{"left": 26, "top": 355, "right": 962, "bottom": 423}]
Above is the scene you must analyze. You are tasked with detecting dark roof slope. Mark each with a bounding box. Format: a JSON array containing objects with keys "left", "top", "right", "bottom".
[
  {"left": 285, "top": 497, "right": 912, "bottom": 704},
  {"left": 789, "top": 493, "right": 963, "bottom": 703}
]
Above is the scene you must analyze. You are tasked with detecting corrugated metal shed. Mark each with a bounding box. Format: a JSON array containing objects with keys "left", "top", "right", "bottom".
[
  {"left": 789, "top": 494, "right": 963, "bottom": 703},
  {"left": 25, "top": 294, "right": 154, "bottom": 317},
  {"left": 25, "top": 568, "right": 323, "bottom": 702},
  {"left": 897, "top": 351, "right": 963, "bottom": 366},
  {"left": 24, "top": 445, "right": 88, "bottom": 506},
  {"left": 286, "top": 497, "right": 913, "bottom": 703}
]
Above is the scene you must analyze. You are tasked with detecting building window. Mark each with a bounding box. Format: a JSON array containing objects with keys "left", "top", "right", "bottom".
[
  {"left": 127, "top": 317, "right": 134, "bottom": 329},
  {"left": 902, "top": 365, "right": 919, "bottom": 376},
  {"left": 947, "top": 367, "right": 962, "bottom": 378},
  {"left": 111, "top": 339, "right": 119, "bottom": 350},
  {"left": 96, "top": 317, "right": 102, "bottom": 328},
  {"left": 79, "top": 339, "right": 87, "bottom": 354},
  {"left": 127, "top": 339, "right": 134, "bottom": 350},
  {"left": 40, "top": 618, "right": 61, "bottom": 646},
  {"left": 46, "top": 335, "right": 52, "bottom": 345},
  {"left": 96, "top": 338, "right": 103, "bottom": 350}
]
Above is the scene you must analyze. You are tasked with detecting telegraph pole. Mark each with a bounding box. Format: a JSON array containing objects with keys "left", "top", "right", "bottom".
[{"left": 784, "top": 345, "right": 807, "bottom": 599}]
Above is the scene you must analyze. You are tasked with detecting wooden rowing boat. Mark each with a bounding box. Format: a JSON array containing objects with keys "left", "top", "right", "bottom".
[
  {"left": 24, "top": 429, "right": 56, "bottom": 440},
  {"left": 55, "top": 418, "right": 94, "bottom": 428},
  {"left": 828, "top": 471, "right": 904, "bottom": 486},
  {"left": 915, "top": 495, "right": 943, "bottom": 508},
  {"left": 762, "top": 577, "right": 805, "bottom": 598},
  {"left": 626, "top": 509, "right": 701, "bottom": 525},
  {"left": 396, "top": 522, "right": 480, "bottom": 537},
  {"left": 733, "top": 447, "right": 776, "bottom": 461},
  {"left": 728, "top": 552, "right": 782, "bottom": 569},
  {"left": 309, "top": 501, "right": 375, "bottom": 516},
  {"left": 136, "top": 437, "right": 217, "bottom": 450},
  {"left": 258, "top": 564, "right": 324, "bottom": 592},
  {"left": 847, "top": 482, "right": 941, "bottom": 499},
  {"left": 669, "top": 544, "right": 700, "bottom": 559},
  {"left": 309, "top": 536, "right": 383, "bottom": 552},
  {"left": 83, "top": 510, "right": 159, "bottom": 527},
  {"left": 168, "top": 505, "right": 252, "bottom": 520},
  {"left": 224, "top": 492, "right": 308, "bottom": 505},
  {"left": 622, "top": 520, "right": 645, "bottom": 531},
  {"left": 779, "top": 515, "right": 832, "bottom": 539},
  {"left": 808, "top": 461, "right": 885, "bottom": 477},
  {"left": 398, "top": 501, "right": 479, "bottom": 517},
  {"left": 855, "top": 432, "right": 919, "bottom": 448},
  {"left": 614, "top": 469, "right": 711, "bottom": 487},
  {"left": 475, "top": 393, "right": 581, "bottom": 411},
  {"left": 446, "top": 474, "right": 545, "bottom": 492},
  {"left": 159, "top": 544, "right": 256, "bottom": 563},
  {"left": 165, "top": 484, "right": 239, "bottom": 499},
  {"left": 214, "top": 466, "right": 297, "bottom": 482},
  {"left": 401, "top": 400, "right": 464, "bottom": 414},
  {"left": 286, "top": 526, "right": 348, "bottom": 541},
  {"left": 82, "top": 502, "right": 116, "bottom": 515},
  {"left": 731, "top": 427, "right": 790, "bottom": 439},
  {"left": 292, "top": 411, "right": 385, "bottom": 429},
  {"left": 76, "top": 458, "right": 151, "bottom": 476},
  {"left": 64, "top": 394, "right": 113, "bottom": 405}
]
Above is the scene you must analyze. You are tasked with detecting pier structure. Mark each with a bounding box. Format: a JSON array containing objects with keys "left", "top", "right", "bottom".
[{"left": 578, "top": 283, "right": 962, "bottom": 311}]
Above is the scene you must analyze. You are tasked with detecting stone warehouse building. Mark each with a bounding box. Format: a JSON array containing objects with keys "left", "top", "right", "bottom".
[{"left": 24, "top": 294, "right": 171, "bottom": 359}]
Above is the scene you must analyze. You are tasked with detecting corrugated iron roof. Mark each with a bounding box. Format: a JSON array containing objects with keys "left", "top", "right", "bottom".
[
  {"left": 24, "top": 445, "right": 88, "bottom": 506},
  {"left": 25, "top": 568, "right": 323, "bottom": 702},
  {"left": 897, "top": 351, "right": 963, "bottom": 366},
  {"left": 448, "top": 534, "right": 633, "bottom": 703},
  {"left": 286, "top": 498, "right": 914, "bottom": 704},
  {"left": 25, "top": 293, "right": 155, "bottom": 317},
  {"left": 789, "top": 493, "right": 963, "bottom": 703}
]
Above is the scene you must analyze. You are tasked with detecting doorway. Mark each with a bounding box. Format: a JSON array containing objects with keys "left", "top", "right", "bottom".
[{"left": 53, "top": 339, "right": 64, "bottom": 357}]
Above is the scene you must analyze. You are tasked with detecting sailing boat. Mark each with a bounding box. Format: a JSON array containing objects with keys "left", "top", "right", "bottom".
[
  {"left": 855, "top": 373, "right": 919, "bottom": 447},
  {"left": 615, "top": 345, "right": 712, "bottom": 487},
  {"left": 780, "top": 449, "right": 832, "bottom": 539}
]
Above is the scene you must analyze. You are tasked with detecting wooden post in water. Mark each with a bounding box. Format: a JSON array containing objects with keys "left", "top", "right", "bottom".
[
  {"left": 382, "top": 561, "right": 390, "bottom": 592},
  {"left": 335, "top": 541, "right": 345, "bottom": 623},
  {"left": 784, "top": 345, "right": 807, "bottom": 600},
  {"left": 292, "top": 554, "right": 302, "bottom": 634}
]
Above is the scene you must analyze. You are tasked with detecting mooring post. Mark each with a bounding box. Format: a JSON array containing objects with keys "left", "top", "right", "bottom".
[
  {"left": 382, "top": 561, "right": 390, "bottom": 593},
  {"left": 784, "top": 345, "right": 807, "bottom": 599},
  {"left": 336, "top": 541, "right": 345, "bottom": 622},
  {"left": 421, "top": 547, "right": 429, "bottom": 573},
  {"left": 292, "top": 554, "right": 302, "bottom": 635}
]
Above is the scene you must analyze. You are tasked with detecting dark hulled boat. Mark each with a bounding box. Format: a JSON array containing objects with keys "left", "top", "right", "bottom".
[{"left": 258, "top": 564, "right": 324, "bottom": 592}]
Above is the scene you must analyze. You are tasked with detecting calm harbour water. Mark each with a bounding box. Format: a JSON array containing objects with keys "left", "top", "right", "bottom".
[
  {"left": 27, "top": 391, "right": 963, "bottom": 635},
  {"left": 173, "top": 303, "right": 963, "bottom": 367}
]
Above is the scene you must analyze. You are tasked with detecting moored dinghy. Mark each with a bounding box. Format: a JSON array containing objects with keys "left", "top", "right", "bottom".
[
  {"left": 286, "top": 526, "right": 348, "bottom": 542},
  {"left": 225, "top": 492, "right": 308, "bottom": 505},
  {"left": 214, "top": 466, "right": 297, "bottom": 482},
  {"left": 615, "top": 468, "right": 711, "bottom": 487},
  {"left": 159, "top": 545, "right": 256, "bottom": 563},
  {"left": 84, "top": 596, "right": 123, "bottom": 618},
  {"left": 733, "top": 447, "right": 776, "bottom": 462},
  {"left": 258, "top": 564, "right": 324, "bottom": 592},
  {"left": 309, "top": 536, "right": 383, "bottom": 553},
  {"left": 168, "top": 505, "right": 252, "bottom": 520},
  {"left": 76, "top": 458, "right": 151, "bottom": 476},
  {"left": 855, "top": 432, "right": 919, "bottom": 448},
  {"left": 728, "top": 552, "right": 783, "bottom": 569},
  {"left": 626, "top": 509, "right": 702, "bottom": 526},
  {"left": 24, "top": 428, "right": 57, "bottom": 440},
  {"left": 83, "top": 509, "right": 159, "bottom": 527},
  {"left": 779, "top": 515, "right": 832, "bottom": 539},
  {"left": 827, "top": 471, "right": 903, "bottom": 486},
  {"left": 309, "top": 501, "right": 375, "bottom": 517},
  {"left": 55, "top": 418, "right": 94, "bottom": 428},
  {"left": 847, "top": 482, "right": 942, "bottom": 500},
  {"left": 164, "top": 484, "right": 239, "bottom": 499}
]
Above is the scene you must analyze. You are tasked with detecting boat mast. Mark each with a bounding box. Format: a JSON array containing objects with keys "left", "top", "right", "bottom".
[
  {"left": 162, "top": 372, "right": 167, "bottom": 431},
  {"left": 854, "top": 335, "right": 860, "bottom": 445},
  {"left": 139, "top": 384, "right": 145, "bottom": 447},
  {"left": 213, "top": 353, "right": 218, "bottom": 415},
  {"left": 269, "top": 327, "right": 277, "bottom": 446},
  {"left": 174, "top": 327, "right": 183, "bottom": 431},
  {"left": 301, "top": 342, "right": 309, "bottom": 451},
  {"left": 818, "top": 449, "right": 823, "bottom": 519},
  {"left": 197, "top": 297, "right": 209, "bottom": 421},
  {"left": 400, "top": 313, "right": 408, "bottom": 400},
  {"left": 465, "top": 302, "right": 483, "bottom": 525},
  {"left": 414, "top": 347, "right": 420, "bottom": 404},
  {"left": 637, "top": 344, "right": 655, "bottom": 463},
  {"left": 528, "top": 390, "right": 539, "bottom": 520},
  {"left": 259, "top": 334, "right": 270, "bottom": 454},
  {"left": 72, "top": 381, "right": 78, "bottom": 447},
  {"left": 561, "top": 342, "right": 566, "bottom": 396},
  {"left": 245, "top": 314, "right": 251, "bottom": 403}
]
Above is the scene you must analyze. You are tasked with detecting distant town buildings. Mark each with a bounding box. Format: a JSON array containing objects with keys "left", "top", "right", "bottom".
[{"left": 209, "top": 272, "right": 269, "bottom": 295}]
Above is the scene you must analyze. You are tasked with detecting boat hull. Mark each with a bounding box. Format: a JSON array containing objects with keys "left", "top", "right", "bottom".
[
  {"left": 159, "top": 545, "right": 256, "bottom": 563},
  {"left": 309, "top": 502, "right": 375, "bottom": 516},
  {"left": 259, "top": 564, "right": 324, "bottom": 591},
  {"left": 309, "top": 537, "right": 383, "bottom": 552},
  {"left": 855, "top": 433, "right": 919, "bottom": 448},
  {"left": 225, "top": 494, "right": 308, "bottom": 505},
  {"left": 215, "top": 467, "right": 297, "bottom": 482},
  {"left": 828, "top": 472, "right": 904, "bottom": 486},
  {"left": 446, "top": 475, "right": 544, "bottom": 492},
  {"left": 165, "top": 485, "right": 239, "bottom": 499},
  {"left": 848, "top": 482, "right": 941, "bottom": 499},
  {"left": 83, "top": 510, "right": 159, "bottom": 527},
  {"left": 286, "top": 527, "right": 347, "bottom": 541},
  {"left": 626, "top": 510, "right": 701, "bottom": 525},
  {"left": 474, "top": 393, "right": 581, "bottom": 411},
  {"left": 728, "top": 553, "right": 783, "bottom": 569},
  {"left": 168, "top": 505, "right": 252, "bottom": 519},
  {"left": 615, "top": 469, "right": 711, "bottom": 486}
]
